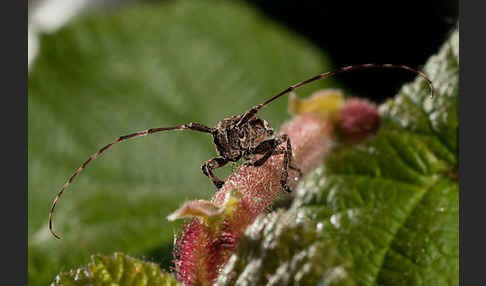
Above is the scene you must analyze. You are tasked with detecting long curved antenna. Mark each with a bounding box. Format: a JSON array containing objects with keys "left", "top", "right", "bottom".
[
  {"left": 49, "top": 123, "right": 213, "bottom": 239},
  {"left": 265, "top": 63, "right": 434, "bottom": 108},
  {"left": 236, "top": 64, "right": 434, "bottom": 127}
]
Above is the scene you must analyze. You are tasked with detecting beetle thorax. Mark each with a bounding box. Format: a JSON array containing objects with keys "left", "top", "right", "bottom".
[
  {"left": 212, "top": 115, "right": 274, "bottom": 161},
  {"left": 238, "top": 117, "right": 273, "bottom": 150}
]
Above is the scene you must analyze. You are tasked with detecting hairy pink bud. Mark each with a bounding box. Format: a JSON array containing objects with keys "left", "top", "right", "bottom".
[{"left": 337, "top": 98, "right": 380, "bottom": 143}]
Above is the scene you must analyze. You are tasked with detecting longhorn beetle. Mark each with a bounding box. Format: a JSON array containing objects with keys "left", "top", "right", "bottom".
[{"left": 49, "top": 63, "right": 434, "bottom": 239}]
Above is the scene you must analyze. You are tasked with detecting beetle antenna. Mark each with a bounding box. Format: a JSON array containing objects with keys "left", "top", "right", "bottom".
[
  {"left": 260, "top": 63, "right": 434, "bottom": 109},
  {"left": 49, "top": 123, "right": 213, "bottom": 239}
]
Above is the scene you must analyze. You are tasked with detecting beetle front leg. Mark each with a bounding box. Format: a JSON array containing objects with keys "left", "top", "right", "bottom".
[
  {"left": 278, "top": 134, "right": 301, "bottom": 193},
  {"left": 244, "top": 139, "right": 278, "bottom": 167},
  {"left": 289, "top": 163, "right": 303, "bottom": 178},
  {"left": 245, "top": 136, "right": 302, "bottom": 193},
  {"left": 201, "top": 157, "right": 229, "bottom": 189}
]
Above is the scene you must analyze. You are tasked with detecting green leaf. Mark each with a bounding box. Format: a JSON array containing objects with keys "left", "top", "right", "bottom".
[
  {"left": 28, "top": 0, "right": 333, "bottom": 284},
  {"left": 216, "top": 210, "right": 355, "bottom": 286},
  {"left": 52, "top": 252, "right": 181, "bottom": 286},
  {"left": 216, "top": 29, "right": 458, "bottom": 285}
]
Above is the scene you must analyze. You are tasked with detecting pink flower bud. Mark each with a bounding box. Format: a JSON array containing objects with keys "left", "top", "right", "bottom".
[{"left": 337, "top": 98, "right": 380, "bottom": 143}]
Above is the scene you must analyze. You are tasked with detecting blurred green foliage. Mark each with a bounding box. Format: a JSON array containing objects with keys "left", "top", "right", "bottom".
[
  {"left": 52, "top": 252, "right": 181, "bottom": 286},
  {"left": 28, "top": 0, "right": 333, "bottom": 284}
]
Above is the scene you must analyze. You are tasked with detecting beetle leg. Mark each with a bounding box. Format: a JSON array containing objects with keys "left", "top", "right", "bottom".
[
  {"left": 289, "top": 163, "right": 303, "bottom": 178},
  {"left": 245, "top": 136, "right": 302, "bottom": 193},
  {"left": 244, "top": 148, "right": 273, "bottom": 167},
  {"left": 201, "top": 157, "right": 229, "bottom": 189},
  {"left": 244, "top": 139, "right": 278, "bottom": 167},
  {"left": 278, "top": 134, "right": 302, "bottom": 193}
]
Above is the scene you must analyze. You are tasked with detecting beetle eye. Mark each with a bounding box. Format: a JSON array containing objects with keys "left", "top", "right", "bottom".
[{"left": 239, "top": 132, "right": 245, "bottom": 138}]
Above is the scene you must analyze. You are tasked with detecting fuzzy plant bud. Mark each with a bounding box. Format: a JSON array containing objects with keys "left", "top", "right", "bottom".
[{"left": 337, "top": 97, "right": 380, "bottom": 143}]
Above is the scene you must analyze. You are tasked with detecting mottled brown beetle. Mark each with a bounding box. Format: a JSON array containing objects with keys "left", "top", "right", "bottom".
[{"left": 49, "top": 64, "right": 434, "bottom": 239}]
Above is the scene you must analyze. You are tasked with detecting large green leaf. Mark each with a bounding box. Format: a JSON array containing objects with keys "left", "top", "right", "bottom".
[
  {"left": 28, "top": 0, "right": 333, "bottom": 284},
  {"left": 216, "top": 30, "right": 458, "bottom": 285},
  {"left": 52, "top": 252, "right": 181, "bottom": 286}
]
